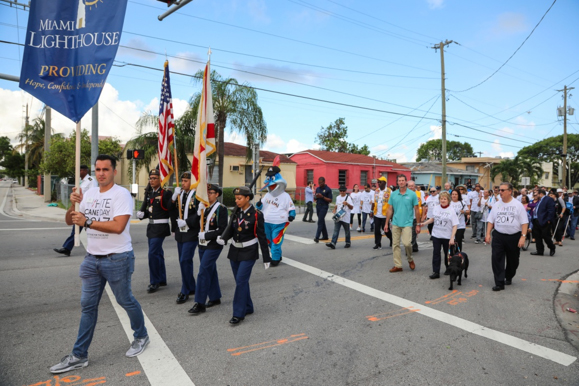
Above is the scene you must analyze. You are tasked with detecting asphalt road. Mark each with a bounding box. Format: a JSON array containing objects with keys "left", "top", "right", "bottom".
[{"left": 1, "top": 181, "right": 579, "bottom": 386}]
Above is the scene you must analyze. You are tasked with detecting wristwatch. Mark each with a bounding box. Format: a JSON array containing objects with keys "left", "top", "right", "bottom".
[{"left": 85, "top": 218, "right": 93, "bottom": 229}]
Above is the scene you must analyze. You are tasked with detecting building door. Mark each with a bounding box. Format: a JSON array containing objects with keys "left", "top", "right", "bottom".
[
  {"left": 245, "top": 165, "right": 253, "bottom": 186},
  {"left": 454, "top": 177, "right": 460, "bottom": 186}
]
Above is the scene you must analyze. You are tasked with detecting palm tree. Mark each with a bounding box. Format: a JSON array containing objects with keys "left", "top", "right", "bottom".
[
  {"left": 17, "top": 116, "right": 51, "bottom": 173},
  {"left": 514, "top": 156, "right": 543, "bottom": 186},
  {"left": 491, "top": 158, "right": 518, "bottom": 183},
  {"left": 186, "top": 70, "right": 267, "bottom": 186}
]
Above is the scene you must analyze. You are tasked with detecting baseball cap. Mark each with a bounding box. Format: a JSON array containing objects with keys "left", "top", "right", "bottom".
[
  {"left": 378, "top": 176, "right": 387, "bottom": 182},
  {"left": 339, "top": 185, "right": 347, "bottom": 191},
  {"left": 557, "top": 188, "right": 563, "bottom": 193}
]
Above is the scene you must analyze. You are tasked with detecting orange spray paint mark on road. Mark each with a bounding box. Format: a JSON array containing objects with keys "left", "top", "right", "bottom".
[
  {"left": 228, "top": 333, "right": 308, "bottom": 356},
  {"left": 366, "top": 306, "right": 420, "bottom": 321},
  {"left": 28, "top": 375, "right": 106, "bottom": 386},
  {"left": 425, "top": 290, "right": 478, "bottom": 306},
  {"left": 125, "top": 371, "right": 141, "bottom": 377},
  {"left": 425, "top": 290, "right": 459, "bottom": 305}
]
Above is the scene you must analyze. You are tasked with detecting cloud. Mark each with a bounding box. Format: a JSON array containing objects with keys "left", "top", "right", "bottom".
[
  {"left": 171, "top": 52, "right": 205, "bottom": 74},
  {"left": 371, "top": 144, "right": 389, "bottom": 153},
  {"left": 117, "top": 37, "right": 157, "bottom": 60},
  {"left": 487, "top": 139, "right": 514, "bottom": 159},
  {"left": 427, "top": 0, "right": 444, "bottom": 9},
  {"left": 264, "top": 133, "right": 285, "bottom": 151},
  {"left": 386, "top": 152, "right": 409, "bottom": 163},
  {"left": 429, "top": 125, "right": 442, "bottom": 140},
  {"left": 247, "top": 0, "right": 270, "bottom": 23},
  {"left": 0, "top": 84, "right": 190, "bottom": 144},
  {"left": 490, "top": 12, "right": 528, "bottom": 36},
  {"left": 230, "top": 62, "right": 321, "bottom": 85},
  {"left": 225, "top": 131, "right": 246, "bottom": 146},
  {"left": 491, "top": 139, "right": 502, "bottom": 152},
  {"left": 261, "top": 135, "right": 315, "bottom": 154}
]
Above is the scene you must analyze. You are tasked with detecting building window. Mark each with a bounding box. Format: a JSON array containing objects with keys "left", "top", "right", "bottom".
[
  {"left": 466, "top": 165, "right": 475, "bottom": 172},
  {"left": 360, "top": 171, "right": 368, "bottom": 186},
  {"left": 305, "top": 169, "right": 314, "bottom": 185},
  {"left": 544, "top": 172, "right": 550, "bottom": 180},
  {"left": 339, "top": 170, "right": 347, "bottom": 187}
]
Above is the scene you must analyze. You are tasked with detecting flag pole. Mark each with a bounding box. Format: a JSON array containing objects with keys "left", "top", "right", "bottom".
[
  {"left": 74, "top": 119, "right": 81, "bottom": 247},
  {"left": 200, "top": 48, "right": 212, "bottom": 231},
  {"left": 173, "top": 136, "right": 182, "bottom": 219}
]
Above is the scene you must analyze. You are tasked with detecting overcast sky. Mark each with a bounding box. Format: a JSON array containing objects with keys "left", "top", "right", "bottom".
[{"left": 1, "top": 0, "right": 578, "bottom": 162}]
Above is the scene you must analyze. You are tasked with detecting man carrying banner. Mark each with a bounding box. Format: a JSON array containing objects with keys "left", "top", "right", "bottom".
[{"left": 137, "top": 170, "right": 173, "bottom": 293}]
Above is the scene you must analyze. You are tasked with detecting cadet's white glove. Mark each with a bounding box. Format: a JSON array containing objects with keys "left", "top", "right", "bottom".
[
  {"left": 172, "top": 187, "right": 182, "bottom": 201},
  {"left": 198, "top": 232, "right": 206, "bottom": 241},
  {"left": 197, "top": 202, "right": 206, "bottom": 216},
  {"left": 216, "top": 236, "right": 226, "bottom": 246},
  {"left": 177, "top": 219, "right": 187, "bottom": 228},
  {"left": 137, "top": 211, "right": 144, "bottom": 219},
  {"left": 264, "top": 263, "right": 270, "bottom": 270}
]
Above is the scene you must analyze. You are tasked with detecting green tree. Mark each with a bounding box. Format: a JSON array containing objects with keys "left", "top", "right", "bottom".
[
  {"left": 517, "top": 134, "right": 579, "bottom": 187},
  {"left": 0, "top": 151, "right": 25, "bottom": 179},
  {"left": 416, "top": 139, "right": 476, "bottom": 162},
  {"left": 490, "top": 156, "right": 543, "bottom": 188},
  {"left": 315, "top": 118, "right": 371, "bottom": 155},
  {"left": 0, "top": 136, "right": 12, "bottom": 161},
  {"left": 490, "top": 158, "right": 519, "bottom": 183}
]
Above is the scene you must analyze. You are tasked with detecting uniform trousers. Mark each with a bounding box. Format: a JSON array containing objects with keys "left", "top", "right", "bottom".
[
  {"left": 148, "top": 237, "right": 167, "bottom": 285},
  {"left": 195, "top": 247, "right": 222, "bottom": 304},
  {"left": 392, "top": 225, "right": 413, "bottom": 268},
  {"left": 303, "top": 201, "right": 313, "bottom": 222},
  {"left": 74, "top": 251, "right": 147, "bottom": 358},
  {"left": 532, "top": 219, "right": 555, "bottom": 254},
  {"left": 315, "top": 206, "right": 329, "bottom": 240},
  {"left": 264, "top": 222, "right": 286, "bottom": 262},
  {"left": 230, "top": 259, "right": 256, "bottom": 318},
  {"left": 491, "top": 230, "right": 521, "bottom": 287},
  {"left": 373, "top": 216, "right": 392, "bottom": 247},
  {"left": 177, "top": 241, "right": 197, "bottom": 295},
  {"left": 431, "top": 236, "right": 450, "bottom": 274},
  {"left": 62, "top": 225, "right": 83, "bottom": 252}
]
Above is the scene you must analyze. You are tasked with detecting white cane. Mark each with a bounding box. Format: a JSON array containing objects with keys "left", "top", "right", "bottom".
[
  {"left": 551, "top": 217, "right": 560, "bottom": 242},
  {"left": 562, "top": 216, "right": 570, "bottom": 241}
]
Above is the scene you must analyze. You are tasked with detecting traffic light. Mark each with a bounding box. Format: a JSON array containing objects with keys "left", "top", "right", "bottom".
[
  {"left": 157, "top": 0, "right": 177, "bottom": 6},
  {"left": 127, "top": 149, "right": 144, "bottom": 159}
]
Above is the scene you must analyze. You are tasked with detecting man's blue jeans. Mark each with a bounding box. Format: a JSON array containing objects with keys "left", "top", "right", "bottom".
[
  {"left": 73, "top": 251, "right": 147, "bottom": 358},
  {"left": 331, "top": 221, "right": 350, "bottom": 245},
  {"left": 568, "top": 215, "right": 578, "bottom": 239}
]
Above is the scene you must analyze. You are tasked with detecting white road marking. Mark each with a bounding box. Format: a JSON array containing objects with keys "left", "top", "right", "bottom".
[
  {"left": 0, "top": 184, "right": 23, "bottom": 220},
  {"left": 284, "top": 234, "right": 316, "bottom": 244},
  {"left": 281, "top": 256, "right": 577, "bottom": 367},
  {"left": 0, "top": 227, "right": 70, "bottom": 231},
  {"left": 79, "top": 232, "right": 195, "bottom": 386}
]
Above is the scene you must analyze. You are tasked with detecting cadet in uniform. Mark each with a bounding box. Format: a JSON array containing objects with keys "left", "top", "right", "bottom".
[
  {"left": 54, "top": 165, "right": 95, "bottom": 256},
  {"left": 485, "top": 182, "right": 529, "bottom": 291},
  {"left": 171, "top": 172, "right": 200, "bottom": 304},
  {"left": 137, "top": 169, "right": 173, "bottom": 293},
  {"left": 218, "top": 186, "right": 271, "bottom": 325},
  {"left": 188, "top": 183, "right": 228, "bottom": 315}
]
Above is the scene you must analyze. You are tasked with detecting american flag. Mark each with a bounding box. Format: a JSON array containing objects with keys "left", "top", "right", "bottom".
[
  {"left": 191, "top": 59, "right": 216, "bottom": 206},
  {"left": 158, "top": 60, "right": 175, "bottom": 187}
]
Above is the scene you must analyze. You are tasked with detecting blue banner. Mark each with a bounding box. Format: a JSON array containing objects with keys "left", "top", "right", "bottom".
[{"left": 19, "top": 0, "right": 128, "bottom": 123}]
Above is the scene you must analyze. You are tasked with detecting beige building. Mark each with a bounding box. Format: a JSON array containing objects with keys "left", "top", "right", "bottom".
[{"left": 117, "top": 142, "right": 296, "bottom": 202}]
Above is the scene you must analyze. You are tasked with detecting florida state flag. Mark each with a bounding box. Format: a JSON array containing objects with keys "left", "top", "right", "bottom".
[{"left": 191, "top": 59, "right": 216, "bottom": 206}]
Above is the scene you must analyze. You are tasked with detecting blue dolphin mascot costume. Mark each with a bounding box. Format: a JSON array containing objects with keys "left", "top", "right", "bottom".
[{"left": 256, "top": 156, "right": 296, "bottom": 267}]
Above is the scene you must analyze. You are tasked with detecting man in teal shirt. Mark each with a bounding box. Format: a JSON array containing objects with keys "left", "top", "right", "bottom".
[{"left": 385, "top": 175, "right": 421, "bottom": 273}]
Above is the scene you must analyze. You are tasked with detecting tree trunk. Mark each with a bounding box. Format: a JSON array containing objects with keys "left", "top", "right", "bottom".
[{"left": 217, "top": 116, "right": 226, "bottom": 187}]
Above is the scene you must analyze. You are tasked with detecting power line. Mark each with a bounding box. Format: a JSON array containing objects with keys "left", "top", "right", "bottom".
[
  {"left": 129, "top": 0, "right": 439, "bottom": 74},
  {"left": 450, "top": 0, "right": 557, "bottom": 93},
  {"left": 447, "top": 132, "right": 524, "bottom": 149}
]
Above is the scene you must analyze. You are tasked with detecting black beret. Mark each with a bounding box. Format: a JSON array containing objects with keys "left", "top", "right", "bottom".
[
  {"left": 181, "top": 171, "right": 191, "bottom": 179},
  {"left": 208, "top": 183, "right": 222, "bottom": 196},
  {"left": 233, "top": 186, "right": 253, "bottom": 199}
]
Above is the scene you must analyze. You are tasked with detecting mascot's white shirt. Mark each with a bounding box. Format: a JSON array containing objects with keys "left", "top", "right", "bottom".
[{"left": 261, "top": 192, "right": 295, "bottom": 224}]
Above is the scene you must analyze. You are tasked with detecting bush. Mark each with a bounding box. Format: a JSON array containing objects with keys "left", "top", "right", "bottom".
[{"left": 222, "top": 187, "right": 236, "bottom": 207}]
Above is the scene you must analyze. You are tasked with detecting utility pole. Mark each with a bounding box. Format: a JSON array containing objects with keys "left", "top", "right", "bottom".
[
  {"left": 432, "top": 40, "right": 454, "bottom": 187},
  {"left": 91, "top": 102, "right": 99, "bottom": 178},
  {"left": 557, "top": 85, "right": 574, "bottom": 188},
  {"left": 44, "top": 107, "right": 51, "bottom": 202},
  {"left": 24, "top": 104, "right": 29, "bottom": 188}
]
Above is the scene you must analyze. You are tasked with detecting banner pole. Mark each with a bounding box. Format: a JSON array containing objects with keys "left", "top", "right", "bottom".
[{"left": 74, "top": 119, "right": 81, "bottom": 247}]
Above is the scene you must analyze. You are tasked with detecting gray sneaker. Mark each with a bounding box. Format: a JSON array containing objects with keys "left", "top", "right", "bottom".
[
  {"left": 50, "top": 354, "right": 88, "bottom": 374},
  {"left": 126, "top": 336, "right": 150, "bottom": 357}
]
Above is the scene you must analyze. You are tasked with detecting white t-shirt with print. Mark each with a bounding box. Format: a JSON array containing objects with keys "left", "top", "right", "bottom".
[
  {"left": 469, "top": 191, "right": 482, "bottom": 212},
  {"left": 450, "top": 200, "right": 468, "bottom": 229},
  {"left": 425, "top": 194, "right": 440, "bottom": 219},
  {"left": 487, "top": 198, "right": 529, "bottom": 235},
  {"left": 80, "top": 184, "right": 133, "bottom": 255},
  {"left": 261, "top": 192, "right": 296, "bottom": 224},
  {"left": 360, "top": 191, "right": 373, "bottom": 213},
  {"left": 480, "top": 197, "right": 489, "bottom": 222},
  {"left": 350, "top": 191, "right": 361, "bottom": 214},
  {"left": 335, "top": 194, "right": 354, "bottom": 223},
  {"left": 431, "top": 205, "right": 459, "bottom": 240}
]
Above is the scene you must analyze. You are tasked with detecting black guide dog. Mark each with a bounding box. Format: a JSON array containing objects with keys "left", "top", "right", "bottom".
[{"left": 448, "top": 251, "right": 469, "bottom": 291}]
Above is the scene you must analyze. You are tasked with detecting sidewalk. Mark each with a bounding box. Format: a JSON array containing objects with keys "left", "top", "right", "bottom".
[{"left": 9, "top": 185, "right": 66, "bottom": 223}]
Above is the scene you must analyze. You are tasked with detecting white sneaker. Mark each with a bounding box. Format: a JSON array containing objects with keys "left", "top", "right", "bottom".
[
  {"left": 356, "top": 227, "right": 361, "bottom": 231},
  {"left": 50, "top": 354, "right": 88, "bottom": 374},
  {"left": 126, "top": 336, "right": 150, "bottom": 357}
]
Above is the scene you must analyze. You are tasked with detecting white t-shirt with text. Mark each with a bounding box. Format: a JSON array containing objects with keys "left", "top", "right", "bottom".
[
  {"left": 360, "top": 191, "right": 373, "bottom": 213},
  {"left": 431, "top": 205, "right": 459, "bottom": 240},
  {"left": 336, "top": 194, "right": 354, "bottom": 223},
  {"left": 350, "top": 191, "right": 361, "bottom": 214},
  {"left": 450, "top": 199, "right": 469, "bottom": 229},
  {"left": 468, "top": 191, "right": 482, "bottom": 211},
  {"left": 487, "top": 198, "right": 528, "bottom": 235},
  {"left": 80, "top": 184, "right": 133, "bottom": 255},
  {"left": 261, "top": 192, "right": 296, "bottom": 224},
  {"left": 425, "top": 194, "right": 440, "bottom": 219}
]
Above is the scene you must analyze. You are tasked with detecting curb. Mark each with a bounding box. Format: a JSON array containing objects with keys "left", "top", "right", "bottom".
[
  {"left": 9, "top": 187, "right": 66, "bottom": 223},
  {"left": 553, "top": 269, "right": 579, "bottom": 354}
]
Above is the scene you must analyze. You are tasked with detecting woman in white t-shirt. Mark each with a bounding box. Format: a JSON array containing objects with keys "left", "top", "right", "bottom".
[
  {"left": 360, "top": 184, "right": 374, "bottom": 232},
  {"left": 419, "top": 192, "right": 458, "bottom": 279},
  {"left": 349, "top": 184, "right": 362, "bottom": 232},
  {"left": 450, "top": 188, "right": 469, "bottom": 253}
]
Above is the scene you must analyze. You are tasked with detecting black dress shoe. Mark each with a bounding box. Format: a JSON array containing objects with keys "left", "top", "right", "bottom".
[
  {"left": 345, "top": 244, "right": 351, "bottom": 248},
  {"left": 206, "top": 299, "right": 221, "bottom": 308},
  {"left": 271, "top": 260, "right": 280, "bottom": 267},
  {"left": 159, "top": 282, "right": 167, "bottom": 287},
  {"left": 412, "top": 248, "right": 419, "bottom": 253},
  {"left": 504, "top": 279, "right": 512, "bottom": 285},
  {"left": 188, "top": 303, "right": 206, "bottom": 315},
  {"left": 326, "top": 243, "right": 335, "bottom": 249},
  {"left": 492, "top": 285, "right": 504, "bottom": 291},
  {"left": 530, "top": 251, "right": 544, "bottom": 256},
  {"left": 550, "top": 247, "right": 556, "bottom": 256},
  {"left": 429, "top": 273, "right": 440, "bottom": 279},
  {"left": 53, "top": 248, "right": 71, "bottom": 256},
  {"left": 443, "top": 268, "right": 450, "bottom": 275},
  {"left": 147, "top": 284, "right": 159, "bottom": 293},
  {"left": 229, "top": 316, "right": 244, "bottom": 325},
  {"left": 176, "top": 293, "right": 189, "bottom": 304},
  {"left": 314, "top": 238, "right": 319, "bottom": 243}
]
